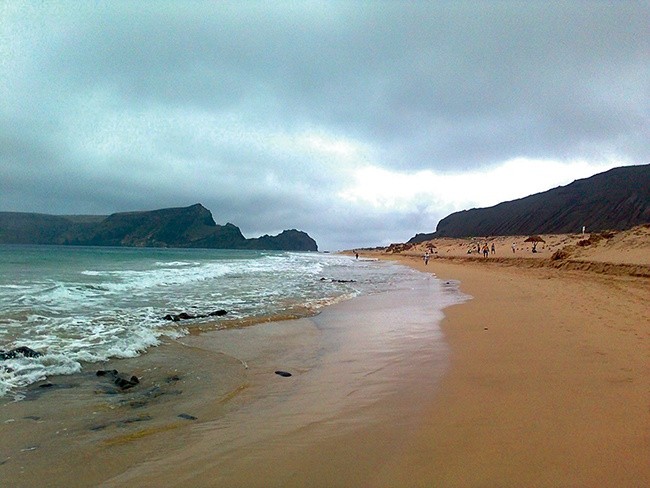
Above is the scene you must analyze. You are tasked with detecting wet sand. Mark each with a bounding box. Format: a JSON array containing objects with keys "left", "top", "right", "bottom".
[
  {"left": 1, "top": 269, "right": 457, "bottom": 487},
  {"left": 0, "top": 338, "right": 250, "bottom": 486},
  {"left": 101, "top": 272, "right": 457, "bottom": 487}
]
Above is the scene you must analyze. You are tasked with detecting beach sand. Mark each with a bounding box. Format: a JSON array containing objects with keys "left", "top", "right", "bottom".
[
  {"left": 2, "top": 226, "right": 649, "bottom": 487},
  {"left": 378, "top": 254, "right": 649, "bottom": 487}
]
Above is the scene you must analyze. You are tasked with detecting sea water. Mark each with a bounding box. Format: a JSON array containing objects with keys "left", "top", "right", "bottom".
[{"left": 0, "top": 245, "right": 459, "bottom": 397}]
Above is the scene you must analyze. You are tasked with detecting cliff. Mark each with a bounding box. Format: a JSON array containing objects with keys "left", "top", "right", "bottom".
[
  {"left": 409, "top": 164, "right": 650, "bottom": 242},
  {"left": 0, "top": 204, "right": 318, "bottom": 251}
]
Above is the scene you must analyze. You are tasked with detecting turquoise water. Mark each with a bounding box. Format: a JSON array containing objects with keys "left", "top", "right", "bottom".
[{"left": 0, "top": 245, "right": 450, "bottom": 396}]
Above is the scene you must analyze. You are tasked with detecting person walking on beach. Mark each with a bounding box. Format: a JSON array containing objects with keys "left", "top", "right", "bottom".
[
  {"left": 424, "top": 251, "right": 430, "bottom": 265},
  {"left": 511, "top": 242, "right": 516, "bottom": 253},
  {"left": 482, "top": 244, "right": 489, "bottom": 258},
  {"left": 491, "top": 243, "right": 495, "bottom": 254}
]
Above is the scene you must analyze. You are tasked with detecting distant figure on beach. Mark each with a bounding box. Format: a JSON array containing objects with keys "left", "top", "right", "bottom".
[
  {"left": 477, "top": 244, "right": 480, "bottom": 253},
  {"left": 355, "top": 252, "right": 359, "bottom": 259},
  {"left": 491, "top": 243, "right": 495, "bottom": 254},
  {"left": 511, "top": 242, "right": 516, "bottom": 253},
  {"left": 424, "top": 251, "right": 430, "bottom": 265},
  {"left": 482, "top": 244, "right": 489, "bottom": 258}
]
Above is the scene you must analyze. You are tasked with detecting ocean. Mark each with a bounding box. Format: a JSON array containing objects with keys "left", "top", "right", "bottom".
[{"left": 0, "top": 245, "right": 461, "bottom": 397}]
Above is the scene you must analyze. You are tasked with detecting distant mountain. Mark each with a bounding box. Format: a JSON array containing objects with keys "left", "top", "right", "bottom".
[
  {"left": 0, "top": 203, "right": 318, "bottom": 251},
  {"left": 409, "top": 164, "right": 650, "bottom": 242}
]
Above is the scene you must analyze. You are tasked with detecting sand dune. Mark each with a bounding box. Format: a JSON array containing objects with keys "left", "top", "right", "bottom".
[{"left": 386, "top": 224, "right": 650, "bottom": 271}]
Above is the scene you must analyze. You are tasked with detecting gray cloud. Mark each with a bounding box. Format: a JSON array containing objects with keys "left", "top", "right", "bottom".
[{"left": 1, "top": 1, "right": 648, "bottom": 249}]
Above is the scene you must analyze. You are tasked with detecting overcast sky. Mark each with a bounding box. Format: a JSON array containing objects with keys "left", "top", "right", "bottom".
[{"left": 1, "top": 1, "right": 648, "bottom": 250}]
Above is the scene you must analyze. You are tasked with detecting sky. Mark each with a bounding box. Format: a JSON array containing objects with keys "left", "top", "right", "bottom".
[{"left": 1, "top": 1, "right": 648, "bottom": 251}]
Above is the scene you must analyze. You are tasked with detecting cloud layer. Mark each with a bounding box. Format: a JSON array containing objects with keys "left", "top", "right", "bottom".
[{"left": 2, "top": 2, "right": 648, "bottom": 249}]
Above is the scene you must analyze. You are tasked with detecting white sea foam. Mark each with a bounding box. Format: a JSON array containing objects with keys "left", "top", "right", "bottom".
[
  {"left": 154, "top": 261, "right": 200, "bottom": 267},
  {"left": 0, "top": 247, "right": 459, "bottom": 397}
]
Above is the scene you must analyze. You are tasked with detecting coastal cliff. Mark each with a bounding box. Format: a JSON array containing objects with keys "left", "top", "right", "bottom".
[
  {"left": 410, "top": 164, "right": 650, "bottom": 242},
  {"left": 0, "top": 203, "right": 318, "bottom": 251}
]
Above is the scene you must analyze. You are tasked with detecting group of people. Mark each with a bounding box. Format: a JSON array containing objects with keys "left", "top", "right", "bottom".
[{"left": 467, "top": 242, "right": 496, "bottom": 257}]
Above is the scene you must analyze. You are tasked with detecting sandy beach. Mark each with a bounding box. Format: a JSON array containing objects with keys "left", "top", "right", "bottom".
[
  {"left": 379, "top": 260, "right": 649, "bottom": 486},
  {"left": 369, "top": 225, "right": 650, "bottom": 486},
  {"left": 1, "top": 226, "right": 649, "bottom": 487}
]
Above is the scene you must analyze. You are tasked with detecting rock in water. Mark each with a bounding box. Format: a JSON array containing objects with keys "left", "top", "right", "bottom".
[
  {"left": 275, "top": 370, "right": 292, "bottom": 377},
  {"left": 163, "top": 309, "right": 228, "bottom": 321},
  {"left": 208, "top": 309, "right": 228, "bottom": 317},
  {"left": 0, "top": 346, "right": 43, "bottom": 360}
]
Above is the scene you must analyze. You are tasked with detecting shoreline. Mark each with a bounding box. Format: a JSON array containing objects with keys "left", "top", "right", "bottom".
[
  {"left": 100, "top": 269, "right": 459, "bottom": 487},
  {"left": 1, "top": 262, "right": 459, "bottom": 487}
]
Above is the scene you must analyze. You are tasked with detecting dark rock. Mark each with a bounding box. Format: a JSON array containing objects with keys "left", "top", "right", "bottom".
[
  {"left": 121, "top": 415, "right": 153, "bottom": 425},
  {"left": 164, "top": 310, "right": 229, "bottom": 321},
  {"left": 275, "top": 370, "right": 292, "bottom": 377},
  {"left": 39, "top": 383, "right": 55, "bottom": 388},
  {"left": 0, "top": 346, "right": 43, "bottom": 360},
  {"left": 208, "top": 309, "right": 228, "bottom": 317},
  {"left": 24, "top": 416, "right": 41, "bottom": 421},
  {"left": 178, "top": 413, "right": 197, "bottom": 420},
  {"left": 166, "top": 375, "right": 181, "bottom": 383},
  {"left": 96, "top": 369, "right": 118, "bottom": 377},
  {"left": 96, "top": 369, "right": 140, "bottom": 390},
  {"left": 114, "top": 375, "right": 140, "bottom": 389},
  {"left": 320, "top": 278, "right": 356, "bottom": 283},
  {"left": 163, "top": 313, "right": 194, "bottom": 321}
]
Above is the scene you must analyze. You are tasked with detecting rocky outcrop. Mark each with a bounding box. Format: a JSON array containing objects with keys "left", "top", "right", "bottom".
[
  {"left": 0, "top": 346, "right": 43, "bottom": 360},
  {"left": 96, "top": 369, "right": 140, "bottom": 390},
  {"left": 162, "top": 309, "right": 228, "bottom": 322},
  {"left": 0, "top": 204, "right": 318, "bottom": 251},
  {"left": 244, "top": 229, "right": 318, "bottom": 251}
]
